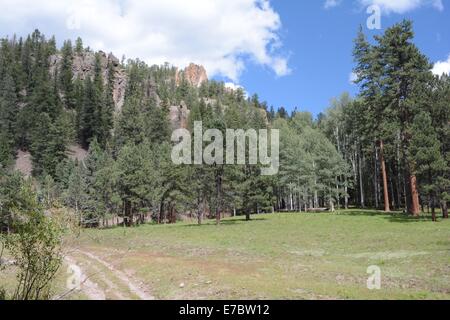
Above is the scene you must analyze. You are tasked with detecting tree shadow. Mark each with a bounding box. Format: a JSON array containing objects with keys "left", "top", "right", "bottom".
[
  {"left": 337, "top": 210, "right": 437, "bottom": 223},
  {"left": 221, "top": 217, "right": 268, "bottom": 225},
  {"left": 385, "top": 214, "right": 438, "bottom": 223},
  {"left": 181, "top": 217, "right": 268, "bottom": 228},
  {"left": 337, "top": 210, "right": 386, "bottom": 217}
]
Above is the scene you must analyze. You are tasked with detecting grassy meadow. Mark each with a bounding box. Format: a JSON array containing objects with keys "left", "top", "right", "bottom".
[
  {"left": 2, "top": 210, "right": 449, "bottom": 300},
  {"left": 47, "top": 210, "right": 450, "bottom": 300}
]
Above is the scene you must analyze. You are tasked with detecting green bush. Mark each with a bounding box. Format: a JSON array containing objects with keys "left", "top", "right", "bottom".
[{"left": 2, "top": 180, "right": 63, "bottom": 300}]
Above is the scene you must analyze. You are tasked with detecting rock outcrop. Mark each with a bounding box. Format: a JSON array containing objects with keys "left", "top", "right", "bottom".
[
  {"left": 176, "top": 63, "right": 208, "bottom": 88},
  {"left": 67, "top": 144, "right": 89, "bottom": 162},
  {"left": 50, "top": 54, "right": 209, "bottom": 128},
  {"left": 50, "top": 51, "right": 127, "bottom": 112},
  {"left": 169, "top": 102, "right": 191, "bottom": 130},
  {"left": 15, "top": 145, "right": 90, "bottom": 176},
  {"left": 14, "top": 150, "right": 32, "bottom": 178}
]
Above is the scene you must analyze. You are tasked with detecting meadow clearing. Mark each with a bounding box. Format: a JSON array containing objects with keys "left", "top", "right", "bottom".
[{"left": 4, "top": 210, "right": 446, "bottom": 300}]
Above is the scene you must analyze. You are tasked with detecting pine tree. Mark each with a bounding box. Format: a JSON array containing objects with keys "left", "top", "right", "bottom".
[
  {"left": 0, "top": 76, "right": 18, "bottom": 165},
  {"left": 65, "top": 165, "right": 87, "bottom": 221},
  {"left": 410, "top": 113, "right": 447, "bottom": 221},
  {"left": 145, "top": 99, "right": 170, "bottom": 144},
  {"left": 0, "top": 40, "right": 19, "bottom": 166},
  {"left": 353, "top": 27, "right": 392, "bottom": 212},
  {"left": 353, "top": 21, "right": 433, "bottom": 215},
  {"left": 30, "top": 113, "right": 68, "bottom": 177},
  {"left": 79, "top": 77, "right": 96, "bottom": 147},
  {"left": 75, "top": 37, "right": 84, "bottom": 55},
  {"left": 114, "top": 95, "right": 146, "bottom": 149},
  {"left": 73, "top": 76, "right": 84, "bottom": 137},
  {"left": 59, "top": 40, "right": 75, "bottom": 109},
  {"left": 0, "top": 171, "right": 24, "bottom": 232},
  {"left": 80, "top": 139, "right": 117, "bottom": 226}
]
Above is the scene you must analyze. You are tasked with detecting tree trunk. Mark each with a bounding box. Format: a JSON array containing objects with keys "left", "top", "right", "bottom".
[
  {"left": 159, "top": 201, "right": 164, "bottom": 224},
  {"left": 245, "top": 211, "right": 251, "bottom": 221},
  {"left": 290, "top": 193, "right": 293, "bottom": 211},
  {"left": 379, "top": 140, "right": 391, "bottom": 212},
  {"left": 215, "top": 172, "right": 222, "bottom": 225},
  {"left": 313, "top": 161, "right": 318, "bottom": 209},
  {"left": 396, "top": 171, "right": 403, "bottom": 209},
  {"left": 409, "top": 175, "right": 420, "bottom": 216},
  {"left": 124, "top": 201, "right": 132, "bottom": 227},
  {"left": 442, "top": 201, "right": 448, "bottom": 219},
  {"left": 352, "top": 149, "right": 359, "bottom": 206},
  {"left": 130, "top": 203, "right": 134, "bottom": 227},
  {"left": 344, "top": 183, "right": 349, "bottom": 210},
  {"left": 358, "top": 149, "right": 365, "bottom": 208},
  {"left": 170, "top": 205, "right": 177, "bottom": 224},
  {"left": 314, "top": 190, "right": 318, "bottom": 209},
  {"left": 404, "top": 165, "right": 420, "bottom": 216},
  {"left": 396, "top": 132, "right": 403, "bottom": 209},
  {"left": 197, "top": 211, "right": 203, "bottom": 225},
  {"left": 390, "top": 176, "right": 396, "bottom": 210},
  {"left": 374, "top": 146, "right": 380, "bottom": 209},
  {"left": 431, "top": 197, "right": 437, "bottom": 222},
  {"left": 197, "top": 198, "right": 203, "bottom": 225}
]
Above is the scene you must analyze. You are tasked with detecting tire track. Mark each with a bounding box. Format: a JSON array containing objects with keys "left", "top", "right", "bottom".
[
  {"left": 64, "top": 256, "right": 106, "bottom": 300},
  {"left": 77, "top": 249, "right": 154, "bottom": 300}
]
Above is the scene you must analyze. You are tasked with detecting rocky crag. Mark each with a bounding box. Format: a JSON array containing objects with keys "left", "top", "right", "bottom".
[
  {"left": 50, "top": 51, "right": 127, "bottom": 111},
  {"left": 50, "top": 52, "right": 208, "bottom": 128}
]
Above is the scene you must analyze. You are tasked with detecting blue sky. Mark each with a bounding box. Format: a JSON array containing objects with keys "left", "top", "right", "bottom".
[
  {"left": 234, "top": 1, "right": 450, "bottom": 115},
  {"left": 0, "top": 0, "right": 449, "bottom": 116}
]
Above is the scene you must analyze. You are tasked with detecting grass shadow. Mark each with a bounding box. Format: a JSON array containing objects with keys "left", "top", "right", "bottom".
[
  {"left": 385, "top": 214, "right": 440, "bottom": 223},
  {"left": 181, "top": 217, "right": 269, "bottom": 228},
  {"left": 337, "top": 210, "right": 387, "bottom": 217},
  {"left": 336, "top": 210, "right": 438, "bottom": 223}
]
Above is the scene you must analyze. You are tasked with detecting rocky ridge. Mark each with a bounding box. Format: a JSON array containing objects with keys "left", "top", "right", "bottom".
[
  {"left": 50, "top": 51, "right": 127, "bottom": 111},
  {"left": 50, "top": 53, "right": 208, "bottom": 123},
  {"left": 175, "top": 63, "right": 208, "bottom": 88}
]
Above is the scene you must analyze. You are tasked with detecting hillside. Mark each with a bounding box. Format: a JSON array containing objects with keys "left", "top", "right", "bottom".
[
  {"left": 0, "top": 24, "right": 449, "bottom": 230},
  {"left": 25, "top": 49, "right": 210, "bottom": 174}
]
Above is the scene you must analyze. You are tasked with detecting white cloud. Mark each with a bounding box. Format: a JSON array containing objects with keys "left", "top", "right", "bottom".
[
  {"left": 349, "top": 72, "right": 358, "bottom": 84},
  {"left": 324, "top": 0, "right": 342, "bottom": 9},
  {"left": 432, "top": 55, "right": 450, "bottom": 76},
  {"left": 224, "top": 82, "right": 249, "bottom": 98},
  {"left": 225, "top": 82, "right": 244, "bottom": 91},
  {"left": 359, "top": 0, "right": 444, "bottom": 14},
  {"left": 0, "top": 0, "right": 290, "bottom": 82}
]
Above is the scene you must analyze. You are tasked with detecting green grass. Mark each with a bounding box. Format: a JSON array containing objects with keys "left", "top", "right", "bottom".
[
  {"left": 2, "top": 210, "right": 449, "bottom": 300},
  {"left": 67, "top": 210, "right": 450, "bottom": 300}
]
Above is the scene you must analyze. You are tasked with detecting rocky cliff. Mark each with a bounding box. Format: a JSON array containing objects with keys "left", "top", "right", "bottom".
[
  {"left": 169, "top": 102, "right": 191, "bottom": 130},
  {"left": 175, "top": 63, "right": 208, "bottom": 88},
  {"left": 50, "top": 52, "right": 209, "bottom": 129},
  {"left": 50, "top": 51, "right": 127, "bottom": 111}
]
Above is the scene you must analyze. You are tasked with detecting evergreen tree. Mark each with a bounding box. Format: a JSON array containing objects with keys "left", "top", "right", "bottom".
[
  {"left": 30, "top": 114, "right": 68, "bottom": 177},
  {"left": 0, "top": 41, "right": 19, "bottom": 165},
  {"left": 410, "top": 113, "right": 447, "bottom": 221},
  {"left": 114, "top": 95, "right": 146, "bottom": 149},
  {"left": 75, "top": 37, "right": 84, "bottom": 55},
  {"left": 79, "top": 77, "right": 96, "bottom": 147},
  {"left": 59, "top": 40, "right": 75, "bottom": 109},
  {"left": 353, "top": 21, "right": 433, "bottom": 215}
]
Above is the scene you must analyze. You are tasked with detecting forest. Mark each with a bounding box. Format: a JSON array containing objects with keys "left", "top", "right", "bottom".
[{"left": 0, "top": 20, "right": 449, "bottom": 234}]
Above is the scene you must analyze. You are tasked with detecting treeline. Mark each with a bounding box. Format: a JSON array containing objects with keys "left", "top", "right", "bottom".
[
  {"left": 0, "top": 30, "right": 350, "bottom": 228},
  {"left": 1, "top": 21, "right": 449, "bottom": 230}
]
